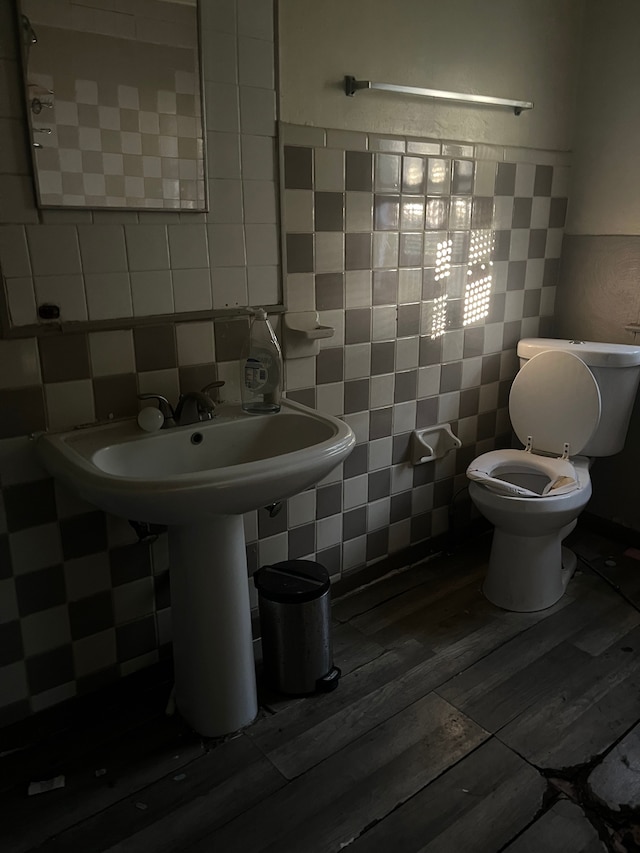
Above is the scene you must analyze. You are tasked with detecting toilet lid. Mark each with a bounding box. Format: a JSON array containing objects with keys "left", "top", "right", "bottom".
[{"left": 510, "top": 350, "right": 601, "bottom": 456}]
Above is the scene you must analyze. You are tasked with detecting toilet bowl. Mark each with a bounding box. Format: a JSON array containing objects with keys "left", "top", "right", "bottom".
[{"left": 467, "top": 338, "right": 640, "bottom": 612}]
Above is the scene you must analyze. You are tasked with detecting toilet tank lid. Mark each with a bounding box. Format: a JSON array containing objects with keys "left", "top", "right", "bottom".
[{"left": 517, "top": 338, "right": 640, "bottom": 367}]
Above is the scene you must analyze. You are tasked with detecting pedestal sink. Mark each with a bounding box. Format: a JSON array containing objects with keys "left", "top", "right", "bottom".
[{"left": 36, "top": 399, "right": 354, "bottom": 736}]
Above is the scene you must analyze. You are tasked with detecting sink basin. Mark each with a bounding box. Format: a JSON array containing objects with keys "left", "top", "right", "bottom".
[
  {"left": 36, "top": 397, "right": 354, "bottom": 739},
  {"left": 37, "top": 398, "right": 355, "bottom": 524}
]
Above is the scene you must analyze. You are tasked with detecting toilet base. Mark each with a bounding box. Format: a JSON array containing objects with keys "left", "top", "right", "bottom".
[{"left": 483, "top": 523, "right": 578, "bottom": 612}]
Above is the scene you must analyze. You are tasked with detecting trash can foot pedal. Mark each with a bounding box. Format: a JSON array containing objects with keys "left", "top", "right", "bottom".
[{"left": 316, "top": 666, "right": 341, "bottom": 692}]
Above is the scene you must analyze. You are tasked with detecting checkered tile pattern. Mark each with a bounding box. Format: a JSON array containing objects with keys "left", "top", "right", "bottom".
[
  {"left": 0, "top": 126, "right": 568, "bottom": 725},
  {"left": 32, "top": 72, "right": 204, "bottom": 209}
]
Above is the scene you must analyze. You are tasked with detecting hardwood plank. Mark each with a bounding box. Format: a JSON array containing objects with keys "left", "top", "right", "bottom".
[
  {"left": 0, "top": 714, "right": 205, "bottom": 853},
  {"left": 499, "top": 624, "right": 640, "bottom": 768},
  {"left": 88, "top": 736, "right": 286, "bottom": 853},
  {"left": 248, "top": 640, "right": 429, "bottom": 778},
  {"left": 345, "top": 738, "right": 546, "bottom": 853},
  {"left": 502, "top": 799, "right": 603, "bottom": 852},
  {"left": 192, "top": 693, "right": 489, "bottom": 853}
]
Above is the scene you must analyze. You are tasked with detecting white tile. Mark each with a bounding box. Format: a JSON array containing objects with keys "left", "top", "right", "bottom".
[
  {"left": 113, "top": 577, "right": 155, "bottom": 623},
  {"left": 203, "top": 31, "right": 237, "bottom": 84},
  {"left": 492, "top": 197, "right": 513, "bottom": 230},
  {"left": 316, "top": 514, "right": 342, "bottom": 550},
  {"left": 285, "top": 356, "right": 315, "bottom": 390},
  {"left": 210, "top": 179, "right": 244, "bottom": 223},
  {"left": 315, "top": 148, "right": 344, "bottom": 192},
  {"left": 117, "top": 84, "right": 139, "bottom": 109},
  {"left": 76, "top": 78, "right": 98, "bottom": 105},
  {"left": 240, "top": 86, "right": 276, "bottom": 135},
  {"left": 315, "top": 382, "right": 343, "bottom": 416},
  {"left": 315, "top": 233, "right": 344, "bottom": 274},
  {"left": 208, "top": 224, "right": 246, "bottom": 267},
  {"left": 412, "top": 483, "right": 434, "bottom": 515},
  {"left": 393, "top": 401, "right": 416, "bottom": 434},
  {"left": 245, "top": 223, "right": 278, "bottom": 266},
  {"left": 258, "top": 532, "right": 289, "bottom": 566},
  {"left": 243, "top": 180, "right": 277, "bottom": 224},
  {"left": 208, "top": 131, "right": 241, "bottom": 179},
  {"left": 390, "top": 463, "right": 413, "bottom": 495},
  {"left": 372, "top": 232, "right": 399, "bottom": 269},
  {"left": 26, "top": 225, "right": 81, "bottom": 276},
  {"left": 396, "top": 337, "right": 419, "bottom": 370},
  {"left": 345, "top": 192, "right": 373, "bottom": 233},
  {"left": 515, "top": 163, "right": 536, "bottom": 196},
  {"left": 388, "top": 519, "right": 411, "bottom": 553},
  {"left": 369, "top": 436, "right": 393, "bottom": 470},
  {"left": 442, "top": 329, "right": 464, "bottom": 362},
  {"left": 531, "top": 197, "right": 551, "bottom": 229},
  {"left": 0, "top": 175, "right": 39, "bottom": 225},
  {"left": 504, "top": 290, "right": 525, "bottom": 323},
  {"left": 438, "top": 391, "right": 460, "bottom": 422},
  {"left": 78, "top": 126, "right": 102, "bottom": 151},
  {"left": 286, "top": 273, "right": 315, "bottom": 312},
  {"left": 167, "top": 224, "right": 209, "bottom": 269},
  {"left": 78, "top": 225, "right": 127, "bottom": 273},
  {"left": 372, "top": 306, "right": 396, "bottom": 341},
  {"left": 240, "top": 134, "right": 275, "bottom": 180},
  {"left": 418, "top": 364, "right": 441, "bottom": 398},
  {"left": 89, "top": 330, "right": 135, "bottom": 376},
  {"left": 215, "top": 360, "right": 242, "bottom": 403},
  {"left": 172, "top": 268, "right": 212, "bottom": 312},
  {"left": 344, "top": 343, "right": 371, "bottom": 380},
  {"left": 176, "top": 322, "right": 215, "bottom": 366},
  {"left": 342, "top": 411, "right": 369, "bottom": 443},
  {"left": 238, "top": 37, "right": 274, "bottom": 89},
  {"left": 343, "top": 473, "right": 368, "bottom": 510},
  {"left": 370, "top": 373, "right": 394, "bottom": 408},
  {"left": 343, "top": 536, "right": 366, "bottom": 571},
  {"left": 212, "top": 266, "right": 249, "bottom": 308},
  {"left": 367, "top": 497, "right": 390, "bottom": 532},
  {"left": 509, "top": 229, "right": 530, "bottom": 261},
  {"left": 125, "top": 224, "right": 170, "bottom": 271},
  {"left": 131, "top": 270, "right": 174, "bottom": 316},
  {"left": 0, "top": 339, "right": 40, "bottom": 389},
  {"left": 206, "top": 82, "right": 240, "bottom": 133},
  {"left": 461, "top": 356, "right": 482, "bottom": 388},
  {"left": 237, "top": 0, "right": 274, "bottom": 40},
  {"left": 45, "top": 379, "right": 95, "bottom": 429},
  {"left": 85, "top": 272, "right": 132, "bottom": 320},
  {"left": 474, "top": 160, "right": 496, "bottom": 196},
  {"left": 0, "top": 225, "right": 31, "bottom": 276},
  {"left": 9, "top": 523, "right": 62, "bottom": 575},
  {"left": 247, "top": 265, "right": 279, "bottom": 306},
  {"left": 284, "top": 189, "right": 314, "bottom": 233},
  {"left": 344, "top": 270, "right": 371, "bottom": 308},
  {"left": 5, "top": 277, "right": 37, "bottom": 326},
  {"left": 287, "top": 489, "right": 316, "bottom": 526}
]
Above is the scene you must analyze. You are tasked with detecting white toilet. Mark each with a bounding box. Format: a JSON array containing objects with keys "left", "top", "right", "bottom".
[{"left": 467, "top": 337, "right": 640, "bottom": 612}]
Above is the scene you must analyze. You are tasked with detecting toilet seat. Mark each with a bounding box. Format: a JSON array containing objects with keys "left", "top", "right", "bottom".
[
  {"left": 467, "top": 351, "right": 601, "bottom": 499},
  {"left": 467, "top": 449, "right": 580, "bottom": 497}
]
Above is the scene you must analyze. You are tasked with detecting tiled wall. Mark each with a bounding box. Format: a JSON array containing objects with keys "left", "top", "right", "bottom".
[
  {"left": 0, "top": 120, "right": 568, "bottom": 726},
  {"left": 0, "top": 0, "right": 280, "bottom": 328}
]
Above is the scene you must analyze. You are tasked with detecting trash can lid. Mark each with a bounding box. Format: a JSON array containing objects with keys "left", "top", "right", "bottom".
[{"left": 254, "top": 560, "right": 330, "bottom": 603}]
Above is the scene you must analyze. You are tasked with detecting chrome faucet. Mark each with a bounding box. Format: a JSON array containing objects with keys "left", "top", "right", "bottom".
[{"left": 138, "top": 381, "right": 225, "bottom": 428}]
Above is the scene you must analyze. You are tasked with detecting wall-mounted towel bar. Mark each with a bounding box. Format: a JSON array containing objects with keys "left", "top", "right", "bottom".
[{"left": 344, "top": 76, "right": 533, "bottom": 116}]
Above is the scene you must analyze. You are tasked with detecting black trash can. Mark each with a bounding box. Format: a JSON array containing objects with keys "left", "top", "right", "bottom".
[{"left": 254, "top": 560, "right": 340, "bottom": 695}]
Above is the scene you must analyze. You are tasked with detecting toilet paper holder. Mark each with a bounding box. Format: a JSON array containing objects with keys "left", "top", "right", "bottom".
[{"left": 410, "top": 424, "right": 461, "bottom": 465}]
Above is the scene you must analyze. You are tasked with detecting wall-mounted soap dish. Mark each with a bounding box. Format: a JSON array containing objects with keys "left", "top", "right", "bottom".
[
  {"left": 284, "top": 311, "right": 335, "bottom": 358},
  {"left": 410, "top": 424, "right": 461, "bottom": 465}
]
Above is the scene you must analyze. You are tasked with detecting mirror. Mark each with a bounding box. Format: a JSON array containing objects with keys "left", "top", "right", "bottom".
[{"left": 18, "top": 0, "right": 206, "bottom": 211}]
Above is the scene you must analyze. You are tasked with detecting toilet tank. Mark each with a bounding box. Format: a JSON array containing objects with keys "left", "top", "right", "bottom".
[{"left": 517, "top": 338, "right": 640, "bottom": 456}]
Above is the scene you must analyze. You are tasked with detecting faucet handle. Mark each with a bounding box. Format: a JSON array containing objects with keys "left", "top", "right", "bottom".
[
  {"left": 138, "top": 393, "right": 176, "bottom": 427},
  {"left": 201, "top": 380, "right": 225, "bottom": 395}
]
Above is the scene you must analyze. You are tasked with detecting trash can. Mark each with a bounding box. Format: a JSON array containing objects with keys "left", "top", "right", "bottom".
[{"left": 254, "top": 560, "right": 341, "bottom": 695}]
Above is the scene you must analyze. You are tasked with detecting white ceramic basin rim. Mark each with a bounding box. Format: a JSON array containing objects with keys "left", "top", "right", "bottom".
[{"left": 36, "top": 399, "right": 355, "bottom": 524}]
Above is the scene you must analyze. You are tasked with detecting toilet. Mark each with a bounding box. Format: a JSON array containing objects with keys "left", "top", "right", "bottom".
[{"left": 467, "top": 337, "right": 640, "bottom": 612}]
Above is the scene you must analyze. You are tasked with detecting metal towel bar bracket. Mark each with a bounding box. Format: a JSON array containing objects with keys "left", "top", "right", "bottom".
[{"left": 344, "top": 75, "right": 533, "bottom": 116}]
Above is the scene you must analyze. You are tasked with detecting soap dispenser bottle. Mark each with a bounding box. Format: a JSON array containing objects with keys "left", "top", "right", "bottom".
[{"left": 241, "top": 308, "right": 283, "bottom": 413}]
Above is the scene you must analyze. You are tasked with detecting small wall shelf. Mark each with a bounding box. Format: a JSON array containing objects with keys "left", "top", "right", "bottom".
[
  {"left": 283, "top": 311, "right": 334, "bottom": 358},
  {"left": 410, "top": 424, "right": 462, "bottom": 465}
]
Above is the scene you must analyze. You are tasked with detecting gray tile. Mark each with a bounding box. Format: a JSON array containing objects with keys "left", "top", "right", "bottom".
[
  {"left": 419, "top": 335, "right": 442, "bottom": 366},
  {"left": 367, "top": 528, "right": 388, "bottom": 561},
  {"left": 478, "top": 411, "right": 497, "bottom": 440},
  {"left": 543, "top": 257, "right": 560, "bottom": 288},
  {"left": 459, "top": 388, "right": 480, "bottom": 418},
  {"left": 316, "top": 483, "right": 342, "bottom": 519},
  {"left": 368, "top": 469, "right": 391, "bottom": 501},
  {"left": 4, "top": 479, "right": 56, "bottom": 532},
  {"left": 345, "top": 151, "right": 373, "bottom": 192},
  {"left": 0, "top": 621, "right": 23, "bottom": 666},
  {"left": 372, "top": 270, "right": 398, "bottom": 306},
  {"left": 374, "top": 153, "right": 401, "bottom": 192},
  {"left": 284, "top": 146, "right": 313, "bottom": 190},
  {"left": 285, "top": 388, "right": 316, "bottom": 408},
  {"left": 214, "top": 316, "right": 250, "bottom": 361},
  {"left": 528, "top": 229, "right": 547, "bottom": 259},
  {"left": 178, "top": 365, "right": 220, "bottom": 396},
  {"left": 481, "top": 353, "right": 501, "bottom": 383},
  {"left": 534, "top": 164, "right": 553, "bottom": 196},
  {"left": 471, "top": 197, "right": 494, "bottom": 229},
  {"left": 495, "top": 162, "right": 516, "bottom": 196},
  {"left": 488, "top": 291, "right": 506, "bottom": 323},
  {"left": 0, "top": 388, "right": 44, "bottom": 439},
  {"left": 507, "top": 260, "right": 527, "bottom": 291},
  {"left": 344, "top": 443, "right": 368, "bottom": 478},
  {"left": 314, "top": 192, "right": 344, "bottom": 231},
  {"left": 26, "top": 645, "right": 73, "bottom": 694},
  {"left": 286, "top": 233, "right": 314, "bottom": 273},
  {"left": 394, "top": 370, "right": 417, "bottom": 403},
  {"left": 345, "top": 308, "right": 371, "bottom": 344},
  {"left": 258, "top": 504, "right": 288, "bottom": 538},
  {"left": 315, "top": 273, "right": 344, "bottom": 310},
  {"left": 493, "top": 230, "right": 511, "bottom": 262},
  {"left": 343, "top": 507, "right": 366, "bottom": 541},
  {"left": 397, "top": 303, "right": 420, "bottom": 337},
  {"left": 440, "top": 361, "right": 462, "bottom": 393},
  {"left": 60, "top": 511, "right": 108, "bottom": 560},
  {"left": 116, "top": 615, "right": 157, "bottom": 662},
  {"left": 523, "top": 289, "right": 541, "bottom": 318},
  {"left": 93, "top": 374, "right": 138, "bottom": 421},
  {"left": 344, "top": 378, "right": 370, "bottom": 414},
  {"left": 39, "top": 334, "right": 91, "bottom": 383},
  {"left": 109, "top": 544, "right": 152, "bottom": 586},
  {"left": 452, "top": 159, "right": 474, "bottom": 195},
  {"left": 416, "top": 396, "right": 438, "bottom": 427},
  {"left": 133, "top": 325, "right": 177, "bottom": 372},
  {"left": 371, "top": 341, "right": 395, "bottom": 375},
  {"left": 390, "top": 491, "right": 412, "bottom": 523},
  {"left": 69, "top": 591, "right": 114, "bottom": 640},
  {"left": 15, "top": 565, "right": 65, "bottom": 617},
  {"left": 0, "top": 536, "right": 11, "bottom": 580},
  {"left": 549, "top": 197, "right": 568, "bottom": 228},
  {"left": 512, "top": 197, "right": 532, "bottom": 228},
  {"left": 288, "top": 523, "right": 315, "bottom": 559},
  {"left": 369, "top": 407, "right": 393, "bottom": 439},
  {"left": 399, "top": 232, "right": 423, "bottom": 267},
  {"left": 345, "top": 233, "right": 372, "bottom": 270},
  {"left": 392, "top": 432, "right": 411, "bottom": 464},
  {"left": 316, "top": 347, "right": 344, "bottom": 384},
  {"left": 463, "top": 327, "right": 485, "bottom": 358}
]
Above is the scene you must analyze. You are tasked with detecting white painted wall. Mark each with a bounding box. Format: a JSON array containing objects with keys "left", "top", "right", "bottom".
[
  {"left": 279, "top": 0, "right": 584, "bottom": 151},
  {"left": 566, "top": 0, "right": 640, "bottom": 235}
]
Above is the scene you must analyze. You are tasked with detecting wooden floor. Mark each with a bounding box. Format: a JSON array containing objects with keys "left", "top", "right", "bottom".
[{"left": 3, "top": 527, "right": 640, "bottom": 852}]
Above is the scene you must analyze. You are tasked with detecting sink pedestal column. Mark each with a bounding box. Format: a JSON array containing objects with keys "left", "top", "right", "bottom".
[{"left": 169, "top": 516, "right": 258, "bottom": 736}]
